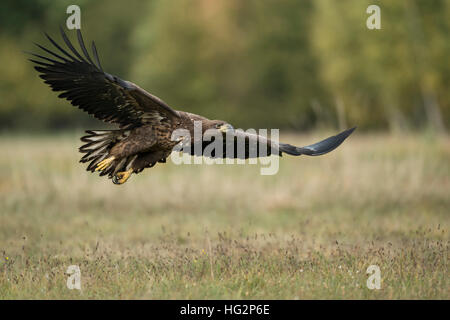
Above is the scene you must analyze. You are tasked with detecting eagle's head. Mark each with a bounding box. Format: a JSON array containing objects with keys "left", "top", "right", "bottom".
[{"left": 207, "top": 120, "right": 234, "bottom": 134}]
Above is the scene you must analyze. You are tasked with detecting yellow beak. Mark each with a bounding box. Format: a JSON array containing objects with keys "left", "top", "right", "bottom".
[{"left": 219, "top": 124, "right": 234, "bottom": 133}]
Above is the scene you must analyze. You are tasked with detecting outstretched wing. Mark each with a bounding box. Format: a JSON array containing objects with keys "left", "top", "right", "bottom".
[
  {"left": 28, "top": 27, "right": 180, "bottom": 128},
  {"left": 277, "top": 127, "right": 356, "bottom": 156},
  {"left": 187, "top": 127, "right": 356, "bottom": 159}
]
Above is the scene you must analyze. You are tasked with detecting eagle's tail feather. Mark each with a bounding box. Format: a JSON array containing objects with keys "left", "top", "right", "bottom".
[{"left": 79, "top": 129, "right": 128, "bottom": 175}]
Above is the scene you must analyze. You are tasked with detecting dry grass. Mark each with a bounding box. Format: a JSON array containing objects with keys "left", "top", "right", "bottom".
[{"left": 0, "top": 131, "right": 448, "bottom": 299}]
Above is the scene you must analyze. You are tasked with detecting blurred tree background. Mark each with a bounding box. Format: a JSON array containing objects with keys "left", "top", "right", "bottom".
[{"left": 0, "top": 0, "right": 448, "bottom": 132}]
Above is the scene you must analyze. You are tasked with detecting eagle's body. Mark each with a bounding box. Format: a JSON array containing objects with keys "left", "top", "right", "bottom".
[
  {"left": 80, "top": 111, "right": 217, "bottom": 183},
  {"left": 30, "top": 28, "right": 355, "bottom": 184}
]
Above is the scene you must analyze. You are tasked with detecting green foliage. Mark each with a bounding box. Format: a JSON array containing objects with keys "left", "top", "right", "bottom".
[
  {"left": 311, "top": 0, "right": 450, "bottom": 131},
  {"left": 0, "top": 0, "right": 449, "bottom": 131}
]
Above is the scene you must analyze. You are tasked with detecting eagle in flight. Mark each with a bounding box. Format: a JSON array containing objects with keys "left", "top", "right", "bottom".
[{"left": 29, "top": 28, "right": 355, "bottom": 184}]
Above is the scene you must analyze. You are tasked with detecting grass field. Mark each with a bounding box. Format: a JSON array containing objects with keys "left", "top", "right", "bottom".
[{"left": 0, "top": 131, "right": 448, "bottom": 299}]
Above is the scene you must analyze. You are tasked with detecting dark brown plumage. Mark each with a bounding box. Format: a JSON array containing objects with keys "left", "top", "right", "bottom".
[{"left": 29, "top": 28, "right": 355, "bottom": 184}]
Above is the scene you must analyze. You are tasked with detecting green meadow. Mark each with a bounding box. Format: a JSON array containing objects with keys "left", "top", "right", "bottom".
[{"left": 0, "top": 132, "right": 448, "bottom": 299}]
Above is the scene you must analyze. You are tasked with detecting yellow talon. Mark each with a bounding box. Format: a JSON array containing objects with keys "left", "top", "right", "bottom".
[
  {"left": 112, "top": 169, "right": 133, "bottom": 185},
  {"left": 96, "top": 156, "right": 115, "bottom": 171}
]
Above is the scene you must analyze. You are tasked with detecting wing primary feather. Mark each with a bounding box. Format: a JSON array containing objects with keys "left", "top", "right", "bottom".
[
  {"left": 76, "top": 29, "right": 95, "bottom": 66},
  {"left": 91, "top": 41, "right": 103, "bottom": 71},
  {"left": 28, "top": 58, "right": 54, "bottom": 67},
  {"left": 25, "top": 51, "right": 60, "bottom": 65},
  {"left": 59, "top": 26, "right": 87, "bottom": 63},
  {"left": 33, "top": 42, "right": 69, "bottom": 62},
  {"left": 45, "top": 32, "right": 78, "bottom": 62}
]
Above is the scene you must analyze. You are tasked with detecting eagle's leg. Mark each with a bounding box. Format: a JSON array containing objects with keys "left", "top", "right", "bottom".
[
  {"left": 112, "top": 168, "right": 133, "bottom": 185},
  {"left": 96, "top": 156, "right": 115, "bottom": 171}
]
